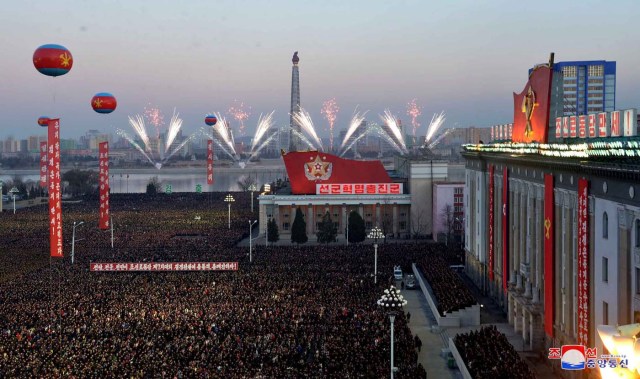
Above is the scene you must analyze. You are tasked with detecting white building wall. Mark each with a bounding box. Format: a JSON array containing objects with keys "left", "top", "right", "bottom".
[
  {"left": 465, "top": 170, "right": 472, "bottom": 252},
  {"left": 594, "top": 197, "right": 620, "bottom": 354},
  {"left": 474, "top": 170, "right": 486, "bottom": 263},
  {"left": 432, "top": 184, "right": 462, "bottom": 237}
]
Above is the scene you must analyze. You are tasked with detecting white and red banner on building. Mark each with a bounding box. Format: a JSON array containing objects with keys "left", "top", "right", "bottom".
[
  {"left": 39, "top": 141, "right": 47, "bottom": 187},
  {"left": 577, "top": 178, "right": 589, "bottom": 346},
  {"left": 316, "top": 183, "right": 403, "bottom": 195},
  {"left": 544, "top": 173, "right": 555, "bottom": 338},
  {"left": 207, "top": 139, "right": 214, "bottom": 185},
  {"left": 488, "top": 165, "right": 494, "bottom": 281},
  {"left": 555, "top": 108, "right": 637, "bottom": 139},
  {"left": 98, "top": 142, "right": 110, "bottom": 230},
  {"left": 48, "top": 119, "right": 63, "bottom": 258},
  {"left": 502, "top": 166, "right": 509, "bottom": 293},
  {"left": 90, "top": 262, "right": 239, "bottom": 272}
]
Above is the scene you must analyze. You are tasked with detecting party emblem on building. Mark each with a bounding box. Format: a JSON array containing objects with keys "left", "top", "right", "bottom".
[{"left": 305, "top": 154, "right": 332, "bottom": 181}]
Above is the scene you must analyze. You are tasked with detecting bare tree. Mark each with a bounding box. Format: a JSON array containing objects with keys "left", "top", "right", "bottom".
[
  {"left": 380, "top": 199, "right": 393, "bottom": 240},
  {"left": 237, "top": 175, "right": 258, "bottom": 191},
  {"left": 410, "top": 205, "right": 430, "bottom": 239},
  {"left": 440, "top": 204, "right": 455, "bottom": 246}
]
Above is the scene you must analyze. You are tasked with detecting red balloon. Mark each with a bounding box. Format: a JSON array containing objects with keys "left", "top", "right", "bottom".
[
  {"left": 91, "top": 93, "right": 117, "bottom": 114},
  {"left": 38, "top": 116, "right": 49, "bottom": 127},
  {"left": 33, "top": 44, "right": 73, "bottom": 77}
]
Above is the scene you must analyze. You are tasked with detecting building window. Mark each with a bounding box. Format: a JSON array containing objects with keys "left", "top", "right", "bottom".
[
  {"left": 454, "top": 188, "right": 463, "bottom": 195},
  {"left": 603, "top": 212, "right": 609, "bottom": 239},
  {"left": 284, "top": 214, "right": 289, "bottom": 218},
  {"left": 282, "top": 222, "right": 290, "bottom": 231},
  {"left": 636, "top": 267, "right": 640, "bottom": 295},
  {"left": 365, "top": 221, "right": 372, "bottom": 229},
  {"left": 636, "top": 220, "right": 640, "bottom": 248},
  {"left": 562, "top": 66, "right": 577, "bottom": 77},
  {"left": 399, "top": 221, "right": 407, "bottom": 230},
  {"left": 603, "top": 301, "right": 609, "bottom": 325},
  {"left": 602, "top": 257, "right": 608, "bottom": 283},
  {"left": 588, "top": 65, "right": 604, "bottom": 77},
  {"left": 365, "top": 213, "right": 372, "bottom": 218}
]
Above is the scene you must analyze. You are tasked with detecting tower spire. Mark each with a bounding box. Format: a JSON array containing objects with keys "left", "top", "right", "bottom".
[{"left": 289, "top": 52, "right": 301, "bottom": 152}]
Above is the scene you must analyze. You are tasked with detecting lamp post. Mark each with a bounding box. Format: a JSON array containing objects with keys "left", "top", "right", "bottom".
[
  {"left": 9, "top": 187, "right": 19, "bottom": 214},
  {"left": 71, "top": 221, "right": 85, "bottom": 264},
  {"left": 249, "top": 220, "right": 257, "bottom": 262},
  {"left": 248, "top": 184, "right": 258, "bottom": 212},
  {"left": 0, "top": 180, "right": 3, "bottom": 213},
  {"left": 377, "top": 285, "right": 408, "bottom": 379},
  {"left": 368, "top": 226, "right": 384, "bottom": 284},
  {"left": 224, "top": 194, "right": 235, "bottom": 229},
  {"left": 455, "top": 216, "right": 465, "bottom": 249}
]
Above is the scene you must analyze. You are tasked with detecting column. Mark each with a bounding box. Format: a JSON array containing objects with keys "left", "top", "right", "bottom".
[
  {"left": 533, "top": 188, "right": 542, "bottom": 303},
  {"left": 514, "top": 182, "right": 522, "bottom": 289},
  {"left": 358, "top": 203, "right": 364, "bottom": 219},
  {"left": 375, "top": 203, "right": 381, "bottom": 227},
  {"left": 392, "top": 203, "right": 398, "bottom": 236},
  {"left": 342, "top": 204, "right": 347, "bottom": 240},
  {"left": 307, "top": 204, "right": 314, "bottom": 236},
  {"left": 524, "top": 184, "right": 533, "bottom": 298}
]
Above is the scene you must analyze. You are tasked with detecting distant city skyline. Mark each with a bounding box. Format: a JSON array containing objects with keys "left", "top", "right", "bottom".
[{"left": 3, "top": 1, "right": 640, "bottom": 140}]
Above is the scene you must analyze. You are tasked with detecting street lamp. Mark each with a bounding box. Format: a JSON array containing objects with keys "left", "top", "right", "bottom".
[
  {"left": 368, "top": 226, "right": 384, "bottom": 284},
  {"left": 248, "top": 184, "right": 258, "bottom": 212},
  {"left": 224, "top": 194, "right": 235, "bottom": 229},
  {"left": 248, "top": 220, "right": 257, "bottom": 262},
  {"left": 71, "top": 221, "right": 85, "bottom": 264},
  {"left": 377, "top": 285, "right": 408, "bottom": 379},
  {"left": 0, "top": 180, "right": 3, "bottom": 213},
  {"left": 9, "top": 187, "right": 19, "bottom": 214}
]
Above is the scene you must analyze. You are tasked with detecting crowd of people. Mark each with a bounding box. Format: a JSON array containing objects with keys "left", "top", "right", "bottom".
[
  {"left": 417, "top": 247, "right": 476, "bottom": 316},
  {"left": 454, "top": 325, "right": 535, "bottom": 379},
  {"left": 0, "top": 193, "right": 429, "bottom": 378}
]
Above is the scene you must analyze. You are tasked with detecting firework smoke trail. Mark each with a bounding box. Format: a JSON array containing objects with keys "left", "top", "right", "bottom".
[
  {"left": 200, "top": 127, "right": 236, "bottom": 161},
  {"left": 340, "top": 108, "right": 368, "bottom": 151},
  {"left": 292, "top": 108, "right": 323, "bottom": 150},
  {"left": 339, "top": 131, "right": 369, "bottom": 158},
  {"left": 228, "top": 101, "right": 251, "bottom": 136},
  {"left": 289, "top": 128, "right": 317, "bottom": 150},
  {"left": 321, "top": 98, "right": 339, "bottom": 151},
  {"left": 368, "top": 124, "right": 406, "bottom": 155},
  {"left": 164, "top": 109, "right": 183, "bottom": 153},
  {"left": 128, "top": 115, "right": 153, "bottom": 156},
  {"left": 424, "top": 111, "right": 446, "bottom": 145},
  {"left": 251, "top": 111, "right": 275, "bottom": 153},
  {"left": 380, "top": 109, "right": 408, "bottom": 154},
  {"left": 116, "top": 129, "right": 155, "bottom": 166},
  {"left": 163, "top": 133, "right": 198, "bottom": 163},
  {"left": 248, "top": 132, "right": 278, "bottom": 160},
  {"left": 426, "top": 127, "right": 453, "bottom": 149},
  {"left": 407, "top": 99, "right": 422, "bottom": 142},
  {"left": 144, "top": 105, "right": 164, "bottom": 139},
  {"left": 212, "top": 113, "right": 237, "bottom": 156}
]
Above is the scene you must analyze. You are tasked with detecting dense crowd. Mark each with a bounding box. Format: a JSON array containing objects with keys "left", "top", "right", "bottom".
[
  {"left": 417, "top": 247, "right": 476, "bottom": 315},
  {"left": 0, "top": 193, "right": 428, "bottom": 378},
  {"left": 454, "top": 325, "right": 535, "bottom": 379}
]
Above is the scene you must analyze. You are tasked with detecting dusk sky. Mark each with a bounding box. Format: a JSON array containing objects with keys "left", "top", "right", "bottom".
[{"left": 2, "top": 0, "right": 640, "bottom": 140}]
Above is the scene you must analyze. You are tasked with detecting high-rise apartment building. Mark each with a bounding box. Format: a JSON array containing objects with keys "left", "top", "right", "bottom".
[{"left": 553, "top": 60, "right": 616, "bottom": 116}]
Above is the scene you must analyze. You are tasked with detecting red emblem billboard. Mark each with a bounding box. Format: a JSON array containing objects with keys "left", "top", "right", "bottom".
[
  {"left": 48, "top": 119, "right": 63, "bottom": 258},
  {"left": 502, "top": 166, "right": 509, "bottom": 293},
  {"left": 282, "top": 151, "right": 392, "bottom": 195},
  {"left": 512, "top": 65, "right": 553, "bottom": 143},
  {"left": 577, "top": 178, "right": 589, "bottom": 346},
  {"left": 488, "top": 165, "right": 494, "bottom": 281}
]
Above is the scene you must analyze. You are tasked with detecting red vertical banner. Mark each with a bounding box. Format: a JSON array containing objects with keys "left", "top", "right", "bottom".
[
  {"left": 39, "top": 141, "right": 47, "bottom": 187},
  {"left": 502, "top": 166, "right": 509, "bottom": 293},
  {"left": 99, "top": 142, "right": 110, "bottom": 230},
  {"left": 544, "top": 174, "right": 555, "bottom": 338},
  {"left": 577, "top": 178, "right": 589, "bottom": 346},
  {"left": 488, "top": 165, "right": 495, "bottom": 281},
  {"left": 48, "top": 119, "right": 63, "bottom": 258},
  {"left": 207, "top": 140, "right": 214, "bottom": 185}
]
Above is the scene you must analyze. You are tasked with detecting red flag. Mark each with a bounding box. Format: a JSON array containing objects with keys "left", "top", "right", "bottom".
[
  {"left": 99, "top": 142, "right": 110, "bottom": 230},
  {"left": 544, "top": 174, "right": 554, "bottom": 338},
  {"left": 488, "top": 165, "right": 494, "bottom": 281},
  {"left": 502, "top": 166, "right": 509, "bottom": 293},
  {"left": 207, "top": 140, "right": 213, "bottom": 185},
  {"left": 48, "top": 119, "right": 63, "bottom": 258},
  {"left": 282, "top": 151, "right": 392, "bottom": 195},
  {"left": 39, "top": 141, "right": 47, "bottom": 187},
  {"left": 577, "top": 178, "right": 589, "bottom": 346},
  {"left": 512, "top": 65, "right": 553, "bottom": 143}
]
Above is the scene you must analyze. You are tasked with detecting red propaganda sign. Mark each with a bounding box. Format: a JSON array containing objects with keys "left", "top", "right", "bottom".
[
  {"left": 512, "top": 65, "right": 553, "bottom": 143},
  {"left": 502, "top": 166, "right": 509, "bottom": 293},
  {"left": 39, "top": 142, "right": 47, "bottom": 187},
  {"left": 283, "top": 151, "right": 391, "bottom": 195},
  {"left": 48, "top": 119, "right": 63, "bottom": 258},
  {"left": 577, "top": 178, "right": 589, "bottom": 346},
  {"left": 99, "top": 142, "right": 110, "bottom": 230},
  {"left": 544, "top": 174, "right": 555, "bottom": 338},
  {"left": 207, "top": 140, "right": 214, "bottom": 185},
  {"left": 90, "top": 262, "right": 239, "bottom": 272},
  {"left": 488, "top": 165, "right": 494, "bottom": 281},
  {"left": 316, "top": 183, "right": 402, "bottom": 195}
]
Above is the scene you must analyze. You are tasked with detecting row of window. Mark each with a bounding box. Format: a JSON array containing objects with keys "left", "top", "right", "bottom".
[
  {"left": 281, "top": 221, "right": 409, "bottom": 231},
  {"left": 587, "top": 86, "right": 603, "bottom": 91},
  {"left": 602, "top": 213, "right": 640, "bottom": 248}
]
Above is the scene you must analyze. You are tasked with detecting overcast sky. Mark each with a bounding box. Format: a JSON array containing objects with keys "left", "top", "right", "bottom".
[{"left": 1, "top": 0, "right": 639, "bottom": 140}]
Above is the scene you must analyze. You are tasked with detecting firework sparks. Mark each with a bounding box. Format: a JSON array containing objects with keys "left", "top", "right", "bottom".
[
  {"left": 380, "top": 109, "right": 408, "bottom": 154},
  {"left": 228, "top": 101, "right": 251, "bottom": 136},
  {"left": 251, "top": 111, "right": 275, "bottom": 153},
  {"left": 164, "top": 109, "right": 183, "bottom": 154},
  {"left": 212, "top": 112, "right": 237, "bottom": 158},
  {"left": 407, "top": 99, "right": 422, "bottom": 142},
  {"left": 292, "top": 108, "right": 323, "bottom": 151},
  {"left": 321, "top": 98, "right": 339, "bottom": 151},
  {"left": 339, "top": 108, "right": 368, "bottom": 153},
  {"left": 424, "top": 111, "right": 446, "bottom": 145},
  {"left": 144, "top": 105, "right": 164, "bottom": 139}
]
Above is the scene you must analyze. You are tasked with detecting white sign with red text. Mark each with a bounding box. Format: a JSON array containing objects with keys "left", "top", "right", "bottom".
[{"left": 316, "top": 183, "right": 403, "bottom": 195}]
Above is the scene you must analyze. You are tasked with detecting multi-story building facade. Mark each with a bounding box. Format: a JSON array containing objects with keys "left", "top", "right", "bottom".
[{"left": 550, "top": 60, "right": 616, "bottom": 116}]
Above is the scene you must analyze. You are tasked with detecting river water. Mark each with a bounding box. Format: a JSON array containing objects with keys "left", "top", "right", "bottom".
[{"left": 1, "top": 163, "right": 287, "bottom": 193}]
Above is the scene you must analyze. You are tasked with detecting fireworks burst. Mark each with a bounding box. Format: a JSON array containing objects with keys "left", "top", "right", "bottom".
[
  {"left": 380, "top": 109, "right": 408, "bottom": 154},
  {"left": 321, "top": 98, "right": 339, "bottom": 151},
  {"left": 144, "top": 104, "right": 165, "bottom": 139},
  {"left": 423, "top": 111, "right": 446, "bottom": 145},
  {"left": 228, "top": 101, "right": 251, "bottom": 136},
  {"left": 339, "top": 108, "right": 368, "bottom": 154},
  {"left": 292, "top": 108, "right": 323, "bottom": 151},
  {"left": 407, "top": 99, "right": 422, "bottom": 142}
]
